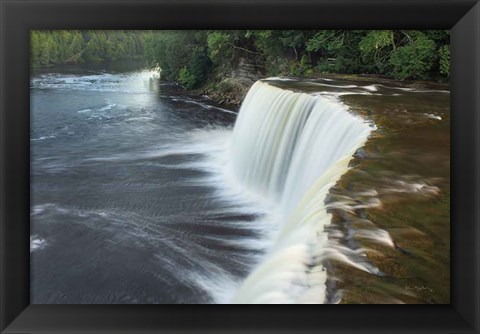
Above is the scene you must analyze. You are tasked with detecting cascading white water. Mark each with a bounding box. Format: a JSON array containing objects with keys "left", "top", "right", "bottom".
[{"left": 229, "top": 80, "right": 374, "bottom": 303}]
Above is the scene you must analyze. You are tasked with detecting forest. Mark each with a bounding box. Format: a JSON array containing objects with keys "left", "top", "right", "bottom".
[
  {"left": 31, "top": 30, "right": 450, "bottom": 85},
  {"left": 30, "top": 30, "right": 146, "bottom": 66}
]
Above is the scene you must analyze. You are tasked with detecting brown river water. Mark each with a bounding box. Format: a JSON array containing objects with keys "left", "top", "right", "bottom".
[{"left": 271, "top": 78, "right": 450, "bottom": 304}]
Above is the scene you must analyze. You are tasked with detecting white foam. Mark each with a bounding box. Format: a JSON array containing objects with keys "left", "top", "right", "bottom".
[
  {"left": 30, "top": 236, "right": 47, "bottom": 252},
  {"left": 170, "top": 97, "right": 236, "bottom": 114},
  {"left": 99, "top": 103, "right": 116, "bottom": 111},
  {"left": 354, "top": 229, "right": 395, "bottom": 248},
  {"left": 264, "top": 77, "right": 297, "bottom": 81},
  {"left": 125, "top": 117, "right": 155, "bottom": 122},
  {"left": 425, "top": 113, "right": 442, "bottom": 120},
  {"left": 363, "top": 85, "right": 378, "bottom": 92},
  {"left": 31, "top": 135, "right": 57, "bottom": 142},
  {"left": 31, "top": 69, "right": 161, "bottom": 94}
]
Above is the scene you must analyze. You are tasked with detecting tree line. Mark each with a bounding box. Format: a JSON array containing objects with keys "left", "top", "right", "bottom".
[
  {"left": 31, "top": 30, "right": 450, "bottom": 84},
  {"left": 31, "top": 30, "right": 146, "bottom": 67},
  {"left": 144, "top": 30, "right": 449, "bottom": 88}
]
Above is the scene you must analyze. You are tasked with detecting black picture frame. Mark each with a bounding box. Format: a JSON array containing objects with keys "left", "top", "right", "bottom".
[{"left": 1, "top": 0, "right": 479, "bottom": 333}]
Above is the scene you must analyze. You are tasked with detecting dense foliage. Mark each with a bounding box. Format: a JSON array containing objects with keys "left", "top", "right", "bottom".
[
  {"left": 32, "top": 30, "right": 450, "bottom": 84},
  {"left": 144, "top": 30, "right": 450, "bottom": 87},
  {"left": 31, "top": 30, "right": 146, "bottom": 67}
]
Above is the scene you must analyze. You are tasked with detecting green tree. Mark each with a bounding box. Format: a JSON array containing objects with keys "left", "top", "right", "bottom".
[
  {"left": 359, "top": 30, "right": 396, "bottom": 73},
  {"left": 207, "top": 31, "right": 234, "bottom": 69},
  {"left": 389, "top": 33, "right": 436, "bottom": 80},
  {"left": 178, "top": 66, "right": 195, "bottom": 89},
  {"left": 439, "top": 45, "right": 450, "bottom": 77},
  {"left": 31, "top": 30, "right": 146, "bottom": 67}
]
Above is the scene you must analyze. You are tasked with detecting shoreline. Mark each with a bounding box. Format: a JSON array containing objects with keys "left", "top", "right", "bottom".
[
  {"left": 193, "top": 72, "right": 449, "bottom": 108},
  {"left": 31, "top": 61, "right": 449, "bottom": 107}
]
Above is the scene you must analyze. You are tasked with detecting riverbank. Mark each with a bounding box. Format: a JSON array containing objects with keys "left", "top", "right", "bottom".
[{"left": 192, "top": 71, "right": 449, "bottom": 108}]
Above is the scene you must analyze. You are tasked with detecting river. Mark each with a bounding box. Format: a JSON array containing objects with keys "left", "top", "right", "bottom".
[{"left": 31, "top": 62, "right": 450, "bottom": 304}]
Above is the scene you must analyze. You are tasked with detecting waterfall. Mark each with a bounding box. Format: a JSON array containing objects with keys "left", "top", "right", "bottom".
[{"left": 229, "top": 80, "right": 374, "bottom": 303}]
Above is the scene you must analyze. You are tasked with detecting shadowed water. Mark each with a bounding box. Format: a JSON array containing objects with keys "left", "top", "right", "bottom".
[{"left": 31, "top": 63, "right": 268, "bottom": 304}]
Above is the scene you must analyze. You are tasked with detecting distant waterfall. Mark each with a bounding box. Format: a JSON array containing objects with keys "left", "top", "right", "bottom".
[{"left": 229, "top": 81, "right": 373, "bottom": 303}]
